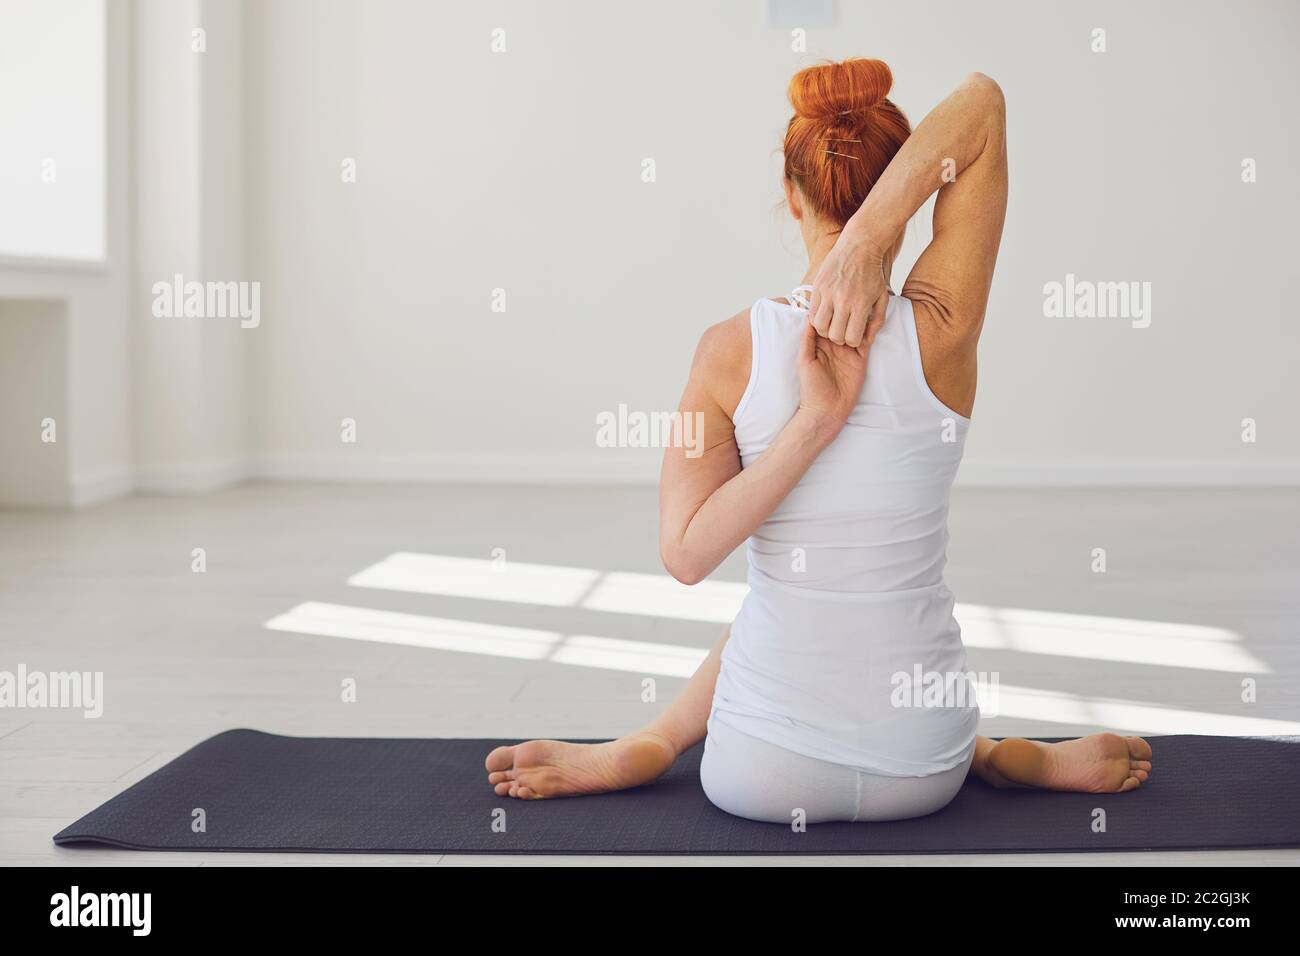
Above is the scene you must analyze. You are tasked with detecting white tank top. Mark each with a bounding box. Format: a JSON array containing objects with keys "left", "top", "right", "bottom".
[{"left": 711, "top": 288, "right": 980, "bottom": 776}]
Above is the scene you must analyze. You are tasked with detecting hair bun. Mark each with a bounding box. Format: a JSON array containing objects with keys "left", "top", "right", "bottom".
[
  {"left": 782, "top": 58, "right": 910, "bottom": 226},
  {"left": 788, "top": 58, "right": 894, "bottom": 120}
]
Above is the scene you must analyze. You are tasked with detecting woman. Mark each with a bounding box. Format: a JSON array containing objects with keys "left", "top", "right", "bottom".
[{"left": 485, "top": 59, "right": 1152, "bottom": 823}]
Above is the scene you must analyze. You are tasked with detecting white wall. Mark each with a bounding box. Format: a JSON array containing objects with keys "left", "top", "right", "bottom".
[
  {"left": 4, "top": 1, "right": 1296, "bottom": 507},
  {"left": 241, "top": 0, "right": 1300, "bottom": 486},
  {"left": 0, "top": 0, "right": 248, "bottom": 507},
  {"left": 0, "top": 300, "right": 69, "bottom": 504},
  {"left": 0, "top": 0, "right": 132, "bottom": 506},
  {"left": 132, "top": 0, "right": 248, "bottom": 492}
]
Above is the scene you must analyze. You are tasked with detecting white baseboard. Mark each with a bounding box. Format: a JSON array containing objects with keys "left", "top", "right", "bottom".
[
  {"left": 254, "top": 453, "right": 1300, "bottom": 488},
  {"left": 253, "top": 453, "right": 659, "bottom": 485},
  {"left": 956, "top": 460, "right": 1300, "bottom": 488},
  {"left": 8, "top": 460, "right": 247, "bottom": 510},
  {"left": 1, "top": 467, "right": 135, "bottom": 509},
  {"left": 134, "top": 458, "right": 250, "bottom": 494},
  {"left": 24, "top": 454, "right": 1299, "bottom": 510},
  {"left": 68, "top": 467, "right": 136, "bottom": 507}
]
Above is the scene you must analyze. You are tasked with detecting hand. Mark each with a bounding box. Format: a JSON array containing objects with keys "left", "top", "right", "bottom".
[
  {"left": 796, "top": 322, "right": 867, "bottom": 435},
  {"left": 809, "top": 226, "right": 891, "bottom": 348}
]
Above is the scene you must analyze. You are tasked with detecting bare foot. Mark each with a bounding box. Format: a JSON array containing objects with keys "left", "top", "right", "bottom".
[
  {"left": 989, "top": 734, "right": 1152, "bottom": 793},
  {"left": 484, "top": 731, "right": 677, "bottom": 800}
]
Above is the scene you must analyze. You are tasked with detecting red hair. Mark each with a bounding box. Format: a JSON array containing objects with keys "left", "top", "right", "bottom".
[{"left": 783, "top": 58, "right": 910, "bottom": 227}]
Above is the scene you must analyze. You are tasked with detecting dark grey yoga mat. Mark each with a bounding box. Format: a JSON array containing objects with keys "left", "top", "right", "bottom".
[{"left": 53, "top": 730, "right": 1300, "bottom": 854}]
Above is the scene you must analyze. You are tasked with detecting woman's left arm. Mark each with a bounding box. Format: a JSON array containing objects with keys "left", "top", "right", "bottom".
[
  {"left": 659, "top": 317, "right": 865, "bottom": 585},
  {"left": 809, "top": 72, "right": 1008, "bottom": 348}
]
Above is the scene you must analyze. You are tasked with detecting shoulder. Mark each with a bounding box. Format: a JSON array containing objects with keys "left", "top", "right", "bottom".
[
  {"left": 686, "top": 305, "right": 755, "bottom": 419},
  {"left": 694, "top": 306, "right": 752, "bottom": 369}
]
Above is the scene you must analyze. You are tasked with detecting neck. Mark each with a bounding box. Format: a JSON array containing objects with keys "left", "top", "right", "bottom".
[
  {"left": 798, "top": 223, "right": 896, "bottom": 290},
  {"left": 799, "top": 228, "right": 840, "bottom": 285}
]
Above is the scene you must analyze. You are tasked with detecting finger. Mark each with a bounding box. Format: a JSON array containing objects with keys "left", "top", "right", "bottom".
[
  {"left": 873, "top": 291, "right": 889, "bottom": 329},
  {"left": 861, "top": 294, "right": 889, "bottom": 350},
  {"left": 811, "top": 297, "right": 833, "bottom": 337},
  {"left": 844, "top": 309, "right": 869, "bottom": 349},
  {"left": 827, "top": 303, "right": 850, "bottom": 345},
  {"left": 799, "top": 320, "right": 817, "bottom": 365},
  {"left": 832, "top": 332, "right": 868, "bottom": 361}
]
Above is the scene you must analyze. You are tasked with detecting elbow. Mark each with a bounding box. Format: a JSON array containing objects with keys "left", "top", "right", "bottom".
[
  {"left": 967, "top": 71, "right": 1003, "bottom": 101},
  {"left": 660, "top": 546, "right": 708, "bottom": 587},
  {"left": 670, "top": 568, "right": 706, "bottom": 587},
  {"left": 967, "top": 72, "right": 1006, "bottom": 122}
]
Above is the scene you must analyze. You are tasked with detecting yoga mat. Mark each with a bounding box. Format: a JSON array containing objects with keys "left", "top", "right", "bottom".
[{"left": 53, "top": 730, "right": 1300, "bottom": 854}]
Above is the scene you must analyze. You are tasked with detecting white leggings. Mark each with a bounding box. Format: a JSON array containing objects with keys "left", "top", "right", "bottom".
[{"left": 700, "top": 711, "right": 974, "bottom": 824}]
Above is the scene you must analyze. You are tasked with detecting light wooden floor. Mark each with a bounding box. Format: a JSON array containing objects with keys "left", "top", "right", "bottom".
[{"left": 2, "top": 482, "right": 1298, "bottom": 866}]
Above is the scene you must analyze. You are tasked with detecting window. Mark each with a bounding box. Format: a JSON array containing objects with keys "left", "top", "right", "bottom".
[{"left": 0, "top": 0, "right": 106, "bottom": 264}]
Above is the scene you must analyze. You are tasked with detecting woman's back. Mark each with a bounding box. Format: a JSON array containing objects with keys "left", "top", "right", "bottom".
[
  {"left": 710, "top": 289, "right": 981, "bottom": 777},
  {"left": 736, "top": 290, "right": 968, "bottom": 593}
]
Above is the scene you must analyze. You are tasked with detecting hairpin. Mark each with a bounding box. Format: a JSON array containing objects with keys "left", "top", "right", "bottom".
[{"left": 823, "top": 149, "right": 860, "bottom": 160}]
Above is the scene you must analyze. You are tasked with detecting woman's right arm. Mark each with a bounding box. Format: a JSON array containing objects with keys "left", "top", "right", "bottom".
[
  {"left": 659, "top": 321, "right": 866, "bottom": 586},
  {"left": 810, "top": 72, "right": 1009, "bottom": 349}
]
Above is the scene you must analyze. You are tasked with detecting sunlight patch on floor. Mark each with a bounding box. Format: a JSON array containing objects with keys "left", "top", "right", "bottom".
[
  {"left": 344, "top": 552, "right": 1266, "bottom": 672},
  {"left": 995, "top": 684, "right": 1300, "bottom": 736},
  {"left": 264, "top": 600, "right": 1299, "bottom": 735},
  {"left": 346, "top": 552, "right": 599, "bottom": 607},
  {"left": 267, "top": 601, "right": 708, "bottom": 677}
]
